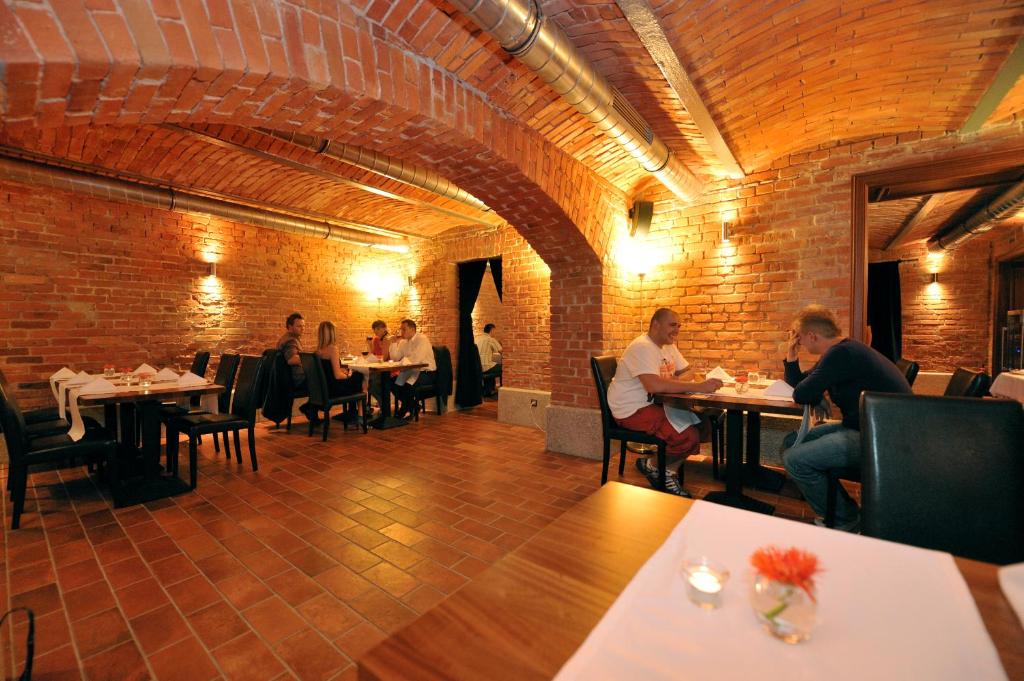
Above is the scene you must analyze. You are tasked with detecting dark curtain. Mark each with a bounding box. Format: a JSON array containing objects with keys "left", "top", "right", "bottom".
[
  {"left": 488, "top": 257, "right": 503, "bottom": 300},
  {"left": 867, "top": 261, "right": 902, "bottom": 361},
  {"left": 454, "top": 260, "right": 488, "bottom": 408}
]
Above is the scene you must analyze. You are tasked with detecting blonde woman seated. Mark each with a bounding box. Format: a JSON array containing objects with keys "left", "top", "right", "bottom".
[{"left": 316, "top": 321, "right": 366, "bottom": 400}]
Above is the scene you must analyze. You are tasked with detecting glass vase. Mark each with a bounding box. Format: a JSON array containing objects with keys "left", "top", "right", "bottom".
[{"left": 750, "top": 574, "right": 817, "bottom": 643}]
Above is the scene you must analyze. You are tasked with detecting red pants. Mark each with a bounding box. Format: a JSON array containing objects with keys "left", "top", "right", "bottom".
[{"left": 616, "top": 405, "right": 701, "bottom": 457}]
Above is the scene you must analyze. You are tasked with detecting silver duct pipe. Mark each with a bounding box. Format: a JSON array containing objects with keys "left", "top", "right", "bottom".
[
  {"left": 447, "top": 0, "right": 704, "bottom": 201},
  {"left": 259, "top": 128, "right": 490, "bottom": 213},
  {"left": 927, "top": 179, "right": 1024, "bottom": 252},
  {"left": 0, "top": 153, "right": 409, "bottom": 249}
]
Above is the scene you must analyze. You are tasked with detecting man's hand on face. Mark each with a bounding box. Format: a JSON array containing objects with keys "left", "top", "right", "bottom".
[{"left": 786, "top": 329, "right": 801, "bottom": 361}]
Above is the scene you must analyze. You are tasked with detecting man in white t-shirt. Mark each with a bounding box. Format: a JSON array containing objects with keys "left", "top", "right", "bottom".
[{"left": 607, "top": 308, "right": 723, "bottom": 496}]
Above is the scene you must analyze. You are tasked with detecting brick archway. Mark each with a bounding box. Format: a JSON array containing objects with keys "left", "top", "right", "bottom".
[{"left": 0, "top": 1, "right": 615, "bottom": 407}]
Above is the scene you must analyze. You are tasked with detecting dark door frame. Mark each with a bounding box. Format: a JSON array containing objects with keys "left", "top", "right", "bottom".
[{"left": 849, "top": 145, "right": 1024, "bottom": 341}]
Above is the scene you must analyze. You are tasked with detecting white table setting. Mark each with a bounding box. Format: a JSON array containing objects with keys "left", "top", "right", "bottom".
[{"left": 554, "top": 500, "right": 1009, "bottom": 680}]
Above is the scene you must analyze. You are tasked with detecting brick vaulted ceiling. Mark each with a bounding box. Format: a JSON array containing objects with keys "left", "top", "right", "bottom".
[{"left": 0, "top": 0, "right": 1022, "bottom": 243}]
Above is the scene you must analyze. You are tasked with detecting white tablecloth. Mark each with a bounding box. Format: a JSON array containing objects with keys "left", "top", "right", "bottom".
[
  {"left": 990, "top": 372, "right": 1024, "bottom": 403},
  {"left": 67, "top": 381, "right": 217, "bottom": 441},
  {"left": 554, "top": 501, "right": 1006, "bottom": 681}
]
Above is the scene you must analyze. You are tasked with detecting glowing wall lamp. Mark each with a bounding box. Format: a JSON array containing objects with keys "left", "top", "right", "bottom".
[
  {"left": 208, "top": 262, "right": 217, "bottom": 277},
  {"left": 930, "top": 272, "right": 939, "bottom": 284},
  {"left": 721, "top": 220, "right": 732, "bottom": 244}
]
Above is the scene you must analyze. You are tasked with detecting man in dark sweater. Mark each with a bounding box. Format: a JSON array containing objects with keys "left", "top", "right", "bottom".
[{"left": 782, "top": 305, "right": 911, "bottom": 531}]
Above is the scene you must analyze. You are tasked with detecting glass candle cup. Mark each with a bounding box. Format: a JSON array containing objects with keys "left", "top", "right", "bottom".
[
  {"left": 735, "top": 381, "right": 749, "bottom": 394},
  {"left": 139, "top": 372, "right": 152, "bottom": 388},
  {"left": 103, "top": 364, "right": 116, "bottom": 378},
  {"left": 681, "top": 559, "right": 729, "bottom": 610},
  {"left": 749, "top": 371, "right": 763, "bottom": 385}
]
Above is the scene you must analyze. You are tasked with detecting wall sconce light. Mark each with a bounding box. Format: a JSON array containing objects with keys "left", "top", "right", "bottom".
[
  {"left": 721, "top": 221, "right": 732, "bottom": 243},
  {"left": 407, "top": 275, "right": 414, "bottom": 287},
  {"left": 930, "top": 272, "right": 939, "bottom": 284},
  {"left": 207, "top": 262, "right": 217, "bottom": 277}
]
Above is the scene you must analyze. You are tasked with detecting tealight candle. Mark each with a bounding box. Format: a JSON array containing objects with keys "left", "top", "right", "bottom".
[{"left": 682, "top": 559, "right": 729, "bottom": 610}]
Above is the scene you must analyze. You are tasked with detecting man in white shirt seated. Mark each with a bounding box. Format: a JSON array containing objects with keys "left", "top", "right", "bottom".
[
  {"left": 389, "top": 318, "right": 437, "bottom": 418},
  {"left": 475, "top": 323, "right": 503, "bottom": 398},
  {"left": 607, "top": 308, "right": 723, "bottom": 497}
]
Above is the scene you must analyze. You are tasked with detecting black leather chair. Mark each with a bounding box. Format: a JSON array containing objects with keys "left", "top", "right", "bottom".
[
  {"left": 895, "top": 358, "right": 919, "bottom": 387},
  {"left": 413, "top": 346, "right": 453, "bottom": 420},
  {"left": 0, "top": 368, "right": 70, "bottom": 436},
  {"left": 943, "top": 368, "right": 990, "bottom": 397},
  {"left": 0, "top": 382, "right": 117, "bottom": 529},
  {"left": 590, "top": 356, "right": 667, "bottom": 491},
  {"left": 860, "top": 392, "right": 1024, "bottom": 564},
  {"left": 261, "top": 349, "right": 305, "bottom": 431},
  {"left": 299, "top": 353, "right": 368, "bottom": 440},
  {"left": 166, "top": 355, "right": 266, "bottom": 489},
  {"left": 162, "top": 353, "right": 241, "bottom": 457}
]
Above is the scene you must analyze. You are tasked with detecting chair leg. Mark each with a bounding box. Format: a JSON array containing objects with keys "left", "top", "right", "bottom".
[
  {"left": 166, "top": 424, "right": 180, "bottom": 477},
  {"left": 322, "top": 407, "right": 330, "bottom": 442},
  {"left": 618, "top": 439, "right": 627, "bottom": 476},
  {"left": 247, "top": 426, "right": 258, "bottom": 471},
  {"left": 188, "top": 436, "right": 199, "bottom": 490},
  {"left": 213, "top": 431, "right": 220, "bottom": 453},
  {"left": 307, "top": 408, "right": 315, "bottom": 437},
  {"left": 825, "top": 472, "right": 839, "bottom": 528},
  {"left": 656, "top": 445, "right": 667, "bottom": 491},
  {"left": 600, "top": 438, "right": 611, "bottom": 485},
  {"left": 436, "top": 394, "right": 443, "bottom": 415},
  {"left": 223, "top": 432, "right": 231, "bottom": 459},
  {"left": 286, "top": 413, "right": 292, "bottom": 432},
  {"left": 361, "top": 396, "right": 369, "bottom": 434},
  {"left": 10, "top": 464, "right": 27, "bottom": 530},
  {"left": 711, "top": 420, "right": 720, "bottom": 480},
  {"left": 233, "top": 430, "right": 242, "bottom": 464}
]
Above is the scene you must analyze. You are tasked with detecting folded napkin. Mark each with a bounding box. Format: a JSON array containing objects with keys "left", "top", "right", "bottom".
[
  {"left": 399, "top": 356, "right": 413, "bottom": 365},
  {"left": 67, "top": 370, "right": 93, "bottom": 386},
  {"left": 155, "top": 367, "right": 179, "bottom": 380},
  {"left": 50, "top": 367, "right": 77, "bottom": 400},
  {"left": 998, "top": 562, "right": 1024, "bottom": 628},
  {"left": 762, "top": 380, "right": 794, "bottom": 398},
  {"left": 133, "top": 363, "right": 157, "bottom": 375},
  {"left": 706, "top": 366, "right": 734, "bottom": 381},
  {"left": 79, "top": 377, "right": 117, "bottom": 395},
  {"left": 177, "top": 372, "right": 207, "bottom": 387}
]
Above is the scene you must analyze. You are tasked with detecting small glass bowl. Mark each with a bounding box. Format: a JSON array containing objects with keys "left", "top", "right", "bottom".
[{"left": 681, "top": 558, "right": 730, "bottom": 610}]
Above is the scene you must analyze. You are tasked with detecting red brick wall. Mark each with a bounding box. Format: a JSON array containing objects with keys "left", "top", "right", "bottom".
[
  {"left": 407, "top": 226, "right": 550, "bottom": 393},
  {"left": 602, "top": 121, "right": 1024, "bottom": 380},
  {"left": 871, "top": 241, "right": 993, "bottom": 373},
  {"left": 0, "top": 179, "right": 411, "bottom": 408}
]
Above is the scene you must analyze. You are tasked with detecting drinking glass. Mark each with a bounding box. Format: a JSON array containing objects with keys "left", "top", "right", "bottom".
[
  {"left": 749, "top": 371, "right": 763, "bottom": 386},
  {"left": 139, "top": 372, "right": 152, "bottom": 388},
  {"left": 103, "top": 364, "right": 116, "bottom": 378}
]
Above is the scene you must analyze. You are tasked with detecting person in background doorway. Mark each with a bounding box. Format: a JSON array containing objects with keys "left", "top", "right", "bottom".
[{"left": 476, "top": 323, "right": 503, "bottom": 398}]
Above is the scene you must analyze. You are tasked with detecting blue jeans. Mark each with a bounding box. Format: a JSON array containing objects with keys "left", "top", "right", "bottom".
[{"left": 782, "top": 423, "right": 860, "bottom": 525}]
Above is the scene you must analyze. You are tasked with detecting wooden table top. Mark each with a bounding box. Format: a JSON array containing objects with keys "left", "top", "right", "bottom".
[
  {"left": 657, "top": 389, "right": 804, "bottom": 416},
  {"left": 358, "top": 482, "right": 1024, "bottom": 681},
  {"left": 76, "top": 382, "right": 223, "bottom": 406},
  {"left": 339, "top": 360, "right": 429, "bottom": 372}
]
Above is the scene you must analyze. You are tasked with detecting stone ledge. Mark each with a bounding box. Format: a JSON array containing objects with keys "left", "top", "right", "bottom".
[
  {"left": 497, "top": 387, "right": 550, "bottom": 430},
  {"left": 545, "top": 404, "right": 603, "bottom": 460}
]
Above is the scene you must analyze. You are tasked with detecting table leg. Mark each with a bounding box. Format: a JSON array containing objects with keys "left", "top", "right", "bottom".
[
  {"left": 112, "top": 400, "right": 192, "bottom": 507},
  {"left": 742, "top": 412, "right": 787, "bottom": 492},
  {"left": 704, "top": 409, "right": 775, "bottom": 514},
  {"left": 371, "top": 371, "right": 411, "bottom": 430}
]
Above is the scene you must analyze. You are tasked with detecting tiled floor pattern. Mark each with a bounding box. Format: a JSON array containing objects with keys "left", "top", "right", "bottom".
[{"left": 1, "top": 403, "right": 819, "bottom": 680}]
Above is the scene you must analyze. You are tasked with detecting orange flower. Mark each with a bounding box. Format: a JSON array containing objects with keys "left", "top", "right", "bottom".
[{"left": 750, "top": 546, "right": 821, "bottom": 601}]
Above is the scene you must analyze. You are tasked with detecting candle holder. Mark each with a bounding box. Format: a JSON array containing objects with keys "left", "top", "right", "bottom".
[{"left": 681, "top": 558, "right": 729, "bottom": 610}]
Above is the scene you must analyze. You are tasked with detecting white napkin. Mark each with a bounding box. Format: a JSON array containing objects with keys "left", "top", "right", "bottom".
[
  {"left": 155, "top": 367, "right": 179, "bottom": 381},
  {"left": 706, "top": 366, "right": 734, "bottom": 381},
  {"left": 49, "top": 367, "right": 76, "bottom": 400},
  {"left": 67, "top": 377, "right": 117, "bottom": 441},
  {"left": 59, "top": 371, "right": 92, "bottom": 419},
  {"left": 664, "top": 406, "right": 701, "bottom": 434},
  {"left": 79, "top": 377, "right": 116, "bottom": 395},
  {"left": 762, "top": 380, "right": 794, "bottom": 398},
  {"left": 400, "top": 356, "right": 413, "bottom": 365},
  {"left": 177, "top": 372, "right": 207, "bottom": 387},
  {"left": 133, "top": 363, "right": 157, "bottom": 375},
  {"left": 998, "top": 562, "right": 1024, "bottom": 628}
]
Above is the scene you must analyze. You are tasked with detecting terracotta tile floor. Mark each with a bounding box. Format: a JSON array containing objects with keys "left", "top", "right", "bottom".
[{"left": 1, "top": 403, "right": 819, "bottom": 680}]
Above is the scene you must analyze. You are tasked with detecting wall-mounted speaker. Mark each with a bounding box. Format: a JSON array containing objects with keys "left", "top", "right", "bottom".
[{"left": 629, "top": 200, "right": 653, "bottom": 238}]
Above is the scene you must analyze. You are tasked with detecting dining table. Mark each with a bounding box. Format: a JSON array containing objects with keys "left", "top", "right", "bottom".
[
  {"left": 990, "top": 370, "right": 1024, "bottom": 403},
  {"left": 357, "top": 482, "right": 1024, "bottom": 681},
  {"left": 656, "top": 386, "right": 803, "bottom": 514},
  {"left": 340, "top": 358, "right": 428, "bottom": 429},
  {"left": 74, "top": 379, "right": 223, "bottom": 506}
]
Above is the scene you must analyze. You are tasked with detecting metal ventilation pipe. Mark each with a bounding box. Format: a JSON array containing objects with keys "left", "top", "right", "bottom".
[
  {"left": 0, "top": 154, "right": 408, "bottom": 249},
  {"left": 259, "top": 128, "right": 490, "bottom": 213},
  {"left": 927, "top": 179, "right": 1024, "bottom": 252},
  {"left": 446, "top": 0, "right": 704, "bottom": 201}
]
